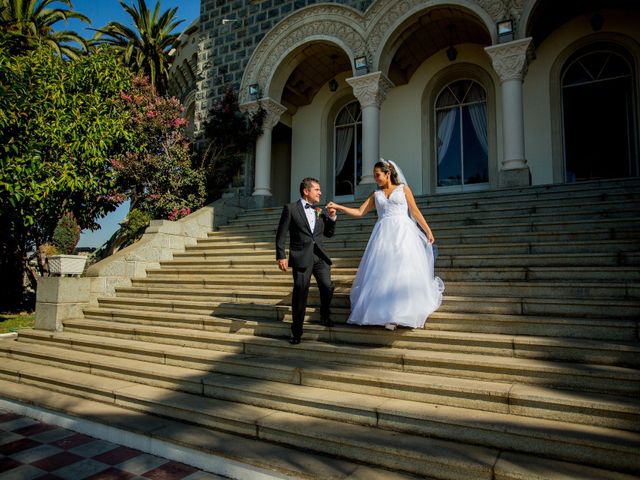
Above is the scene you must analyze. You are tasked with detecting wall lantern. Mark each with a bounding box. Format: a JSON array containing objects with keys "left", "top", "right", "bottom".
[
  {"left": 328, "top": 54, "right": 339, "bottom": 92},
  {"left": 354, "top": 55, "right": 368, "bottom": 75},
  {"left": 590, "top": 13, "right": 604, "bottom": 31},
  {"left": 248, "top": 83, "right": 259, "bottom": 98},
  {"left": 497, "top": 19, "right": 514, "bottom": 43},
  {"left": 446, "top": 45, "right": 458, "bottom": 62}
]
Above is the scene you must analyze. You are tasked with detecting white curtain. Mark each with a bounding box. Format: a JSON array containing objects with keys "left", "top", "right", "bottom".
[
  {"left": 436, "top": 108, "right": 457, "bottom": 164},
  {"left": 468, "top": 102, "right": 488, "bottom": 155},
  {"left": 335, "top": 126, "right": 354, "bottom": 175}
]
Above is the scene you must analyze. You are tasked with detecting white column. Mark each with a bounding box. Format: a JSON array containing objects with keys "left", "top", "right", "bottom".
[
  {"left": 241, "top": 98, "right": 287, "bottom": 197},
  {"left": 346, "top": 72, "right": 394, "bottom": 186},
  {"left": 485, "top": 38, "right": 534, "bottom": 187}
]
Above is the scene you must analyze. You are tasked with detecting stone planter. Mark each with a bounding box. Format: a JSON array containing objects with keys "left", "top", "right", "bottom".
[{"left": 47, "top": 254, "right": 88, "bottom": 276}]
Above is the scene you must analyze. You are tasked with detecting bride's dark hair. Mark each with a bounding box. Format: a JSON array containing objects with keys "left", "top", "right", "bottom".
[{"left": 374, "top": 160, "right": 400, "bottom": 185}]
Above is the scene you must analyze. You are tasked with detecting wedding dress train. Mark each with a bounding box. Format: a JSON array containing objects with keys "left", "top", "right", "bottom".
[{"left": 347, "top": 184, "right": 444, "bottom": 329}]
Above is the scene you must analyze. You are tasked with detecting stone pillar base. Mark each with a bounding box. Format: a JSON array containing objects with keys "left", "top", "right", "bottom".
[
  {"left": 248, "top": 194, "right": 277, "bottom": 210},
  {"left": 35, "top": 277, "right": 91, "bottom": 331},
  {"left": 499, "top": 167, "right": 531, "bottom": 188},
  {"left": 355, "top": 182, "right": 376, "bottom": 200}
]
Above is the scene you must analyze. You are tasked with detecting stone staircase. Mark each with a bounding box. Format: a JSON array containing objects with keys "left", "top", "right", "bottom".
[{"left": 2, "top": 179, "right": 640, "bottom": 479}]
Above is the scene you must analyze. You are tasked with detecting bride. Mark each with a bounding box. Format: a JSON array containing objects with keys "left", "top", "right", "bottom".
[{"left": 327, "top": 160, "right": 444, "bottom": 330}]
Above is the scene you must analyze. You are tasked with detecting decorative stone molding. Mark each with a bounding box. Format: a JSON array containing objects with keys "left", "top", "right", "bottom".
[
  {"left": 240, "top": 0, "right": 527, "bottom": 107},
  {"left": 241, "top": 5, "right": 367, "bottom": 104},
  {"left": 241, "top": 98, "right": 288, "bottom": 129},
  {"left": 346, "top": 71, "right": 395, "bottom": 109},
  {"left": 484, "top": 37, "right": 534, "bottom": 82},
  {"left": 366, "top": 0, "right": 501, "bottom": 60},
  {"left": 83, "top": 202, "right": 215, "bottom": 303}
]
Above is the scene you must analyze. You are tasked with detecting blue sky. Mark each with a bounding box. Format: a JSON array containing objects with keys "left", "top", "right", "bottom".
[{"left": 66, "top": 0, "right": 201, "bottom": 248}]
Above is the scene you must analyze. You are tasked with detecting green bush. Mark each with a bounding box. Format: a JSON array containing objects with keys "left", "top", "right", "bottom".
[{"left": 52, "top": 212, "right": 81, "bottom": 254}]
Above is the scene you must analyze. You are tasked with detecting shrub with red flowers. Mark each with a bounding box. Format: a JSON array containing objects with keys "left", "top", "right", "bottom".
[{"left": 111, "top": 76, "right": 205, "bottom": 242}]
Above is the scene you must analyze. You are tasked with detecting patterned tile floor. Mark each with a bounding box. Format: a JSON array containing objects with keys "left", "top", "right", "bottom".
[{"left": 0, "top": 410, "right": 226, "bottom": 480}]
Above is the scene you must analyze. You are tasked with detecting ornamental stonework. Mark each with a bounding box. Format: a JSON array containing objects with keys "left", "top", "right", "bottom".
[
  {"left": 346, "top": 72, "right": 395, "bottom": 108},
  {"left": 241, "top": 5, "right": 367, "bottom": 104},
  {"left": 241, "top": 98, "right": 288, "bottom": 130},
  {"left": 484, "top": 37, "right": 534, "bottom": 82},
  {"left": 196, "top": 0, "right": 530, "bottom": 134}
]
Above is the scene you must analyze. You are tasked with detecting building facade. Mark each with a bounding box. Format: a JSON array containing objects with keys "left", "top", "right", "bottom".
[{"left": 175, "top": 0, "right": 640, "bottom": 207}]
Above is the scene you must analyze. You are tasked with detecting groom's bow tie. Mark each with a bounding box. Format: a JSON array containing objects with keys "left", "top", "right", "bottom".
[{"left": 304, "top": 203, "right": 313, "bottom": 209}]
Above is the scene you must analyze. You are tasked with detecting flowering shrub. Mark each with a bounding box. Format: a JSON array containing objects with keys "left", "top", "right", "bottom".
[
  {"left": 112, "top": 76, "right": 205, "bottom": 225},
  {"left": 168, "top": 207, "right": 191, "bottom": 221}
]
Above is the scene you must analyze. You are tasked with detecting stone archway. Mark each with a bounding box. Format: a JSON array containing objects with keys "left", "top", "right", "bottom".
[
  {"left": 370, "top": 0, "right": 497, "bottom": 80},
  {"left": 239, "top": 4, "right": 366, "bottom": 105}
]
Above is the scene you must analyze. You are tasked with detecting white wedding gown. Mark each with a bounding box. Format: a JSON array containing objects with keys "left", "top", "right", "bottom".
[{"left": 347, "top": 184, "right": 444, "bottom": 328}]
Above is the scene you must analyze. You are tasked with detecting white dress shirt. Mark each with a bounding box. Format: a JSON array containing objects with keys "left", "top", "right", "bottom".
[{"left": 300, "top": 198, "right": 316, "bottom": 231}]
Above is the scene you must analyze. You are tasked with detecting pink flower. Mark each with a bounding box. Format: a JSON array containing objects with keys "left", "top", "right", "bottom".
[{"left": 174, "top": 117, "right": 188, "bottom": 127}]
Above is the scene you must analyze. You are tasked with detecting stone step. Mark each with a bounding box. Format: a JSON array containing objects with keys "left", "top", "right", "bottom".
[
  {"left": 229, "top": 199, "right": 640, "bottom": 228},
  {"left": 118, "top": 279, "right": 640, "bottom": 301},
  {"left": 51, "top": 317, "right": 640, "bottom": 399},
  {"left": 3, "top": 337, "right": 640, "bottom": 436},
  {"left": 4, "top": 335, "right": 640, "bottom": 475},
  {"left": 194, "top": 227, "right": 640, "bottom": 251},
  {"left": 80, "top": 308, "right": 640, "bottom": 358},
  {"left": 141, "top": 266, "right": 640, "bottom": 283},
  {"left": 219, "top": 209, "right": 640, "bottom": 234},
  {"left": 174, "top": 239, "right": 640, "bottom": 259},
  {"left": 243, "top": 179, "right": 640, "bottom": 213},
  {"left": 97, "top": 291, "right": 640, "bottom": 319},
  {"left": 207, "top": 217, "right": 640, "bottom": 244},
  {"left": 0, "top": 363, "right": 491, "bottom": 480},
  {"left": 236, "top": 183, "right": 640, "bottom": 221},
  {"left": 3, "top": 370, "right": 638, "bottom": 479},
  {"left": 161, "top": 252, "right": 640, "bottom": 269}
]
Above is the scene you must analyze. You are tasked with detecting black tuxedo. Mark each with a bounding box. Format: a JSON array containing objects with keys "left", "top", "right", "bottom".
[{"left": 276, "top": 200, "right": 336, "bottom": 339}]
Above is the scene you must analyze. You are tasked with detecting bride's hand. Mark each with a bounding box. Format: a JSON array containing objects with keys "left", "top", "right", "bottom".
[{"left": 326, "top": 201, "right": 339, "bottom": 211}]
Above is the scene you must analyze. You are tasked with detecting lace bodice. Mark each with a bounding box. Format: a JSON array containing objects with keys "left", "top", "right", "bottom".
[{"left": 375, "top": 184, "right": 409, "bottom": 219}]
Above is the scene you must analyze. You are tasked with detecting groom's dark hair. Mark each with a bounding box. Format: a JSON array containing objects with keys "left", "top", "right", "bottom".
[{"left": 299, "top": 177, "right": 320, "bottom": 196}]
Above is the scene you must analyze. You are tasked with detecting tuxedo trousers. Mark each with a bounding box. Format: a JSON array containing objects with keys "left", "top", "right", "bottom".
[{"left": 291, "top": 254, "right": 333, "bottom": 338}]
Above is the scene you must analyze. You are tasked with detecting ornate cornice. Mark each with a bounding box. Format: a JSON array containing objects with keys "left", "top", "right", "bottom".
[
  {"left": 239, "top": 0, "right": 531, "bottom": 103},
  {"left": 241, "top": 5, "right": 367, "bottom": 104},
  {"left": 346, "top": 71, "right": 395, "bottom": 109},
  {"left": 484, "top": 37, "right": 534, "bottom": 82},
  {"left": 240, "top": 98, "right": 287, "bottom": 129}
]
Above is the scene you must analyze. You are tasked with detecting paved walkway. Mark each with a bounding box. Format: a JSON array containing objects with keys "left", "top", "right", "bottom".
[{"left": 0, "top": 409, "right": 226, "bottom": 480}]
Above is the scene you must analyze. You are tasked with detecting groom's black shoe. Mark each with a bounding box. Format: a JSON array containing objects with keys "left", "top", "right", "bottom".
[
  {"left": 289, "top": 336, "right": 301, "bottom": 345},
  {"left": 320, "top": 317, "right": 334, "bottom": 327}
]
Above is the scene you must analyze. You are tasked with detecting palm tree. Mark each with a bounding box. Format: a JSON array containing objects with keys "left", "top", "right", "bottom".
[
  {"left": 92, "top": 0, "right": 183, "bottom": 95},
  {"left": 0, "top": 0, "right": 90, "bottom": 59}
]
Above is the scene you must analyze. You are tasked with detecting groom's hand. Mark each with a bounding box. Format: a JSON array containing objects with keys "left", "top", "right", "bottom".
[{"left": 277, "top": 258, "right": 288, "bottom": 272}]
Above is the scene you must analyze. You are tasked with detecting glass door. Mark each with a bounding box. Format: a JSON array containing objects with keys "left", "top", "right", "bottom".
[
  {"left": 435, "top": 79, "right": 489, "bottom": 192},
  {"left": 334, "top": 101, "right": 362, "bottom": 201},
  {"left": 562, "top": 46, "right": 637, "bottom": 182}
]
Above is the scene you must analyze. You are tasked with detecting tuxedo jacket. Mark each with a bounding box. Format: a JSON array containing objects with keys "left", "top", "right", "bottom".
[{"left": 275, "top": 201, "right": 336, "bottom": 268}]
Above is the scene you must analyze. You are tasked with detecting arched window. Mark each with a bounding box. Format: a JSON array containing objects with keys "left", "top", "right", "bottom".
[
  {"left": 334, "top": 101, "right": 362, "bottom": 198},
  {"left": 435, "top": 79, "right": 489, "bottom": 191},
  {"left": 562, "top": 46, "right": 637, "bottom": 181}
]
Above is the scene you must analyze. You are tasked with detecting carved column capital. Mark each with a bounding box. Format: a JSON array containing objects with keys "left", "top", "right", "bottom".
[
  {"left": 485, "top": 37, "right": 535, "bottom": 82},
  {"left": 240, "top": 97, "right": 287, "bottom": 129},
  {"left": 346, "top": 71, "right": 395, "bottom": 108}
]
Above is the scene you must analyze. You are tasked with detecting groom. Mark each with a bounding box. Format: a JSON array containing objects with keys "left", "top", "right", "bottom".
[{"left": 276, "top": 178, "right": 337, "bottom": 344}]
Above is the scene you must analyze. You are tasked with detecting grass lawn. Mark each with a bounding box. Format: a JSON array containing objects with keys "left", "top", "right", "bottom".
[{"left": 0, "top": 312, "right": 35, "bottom": 334}]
